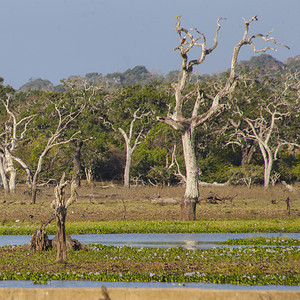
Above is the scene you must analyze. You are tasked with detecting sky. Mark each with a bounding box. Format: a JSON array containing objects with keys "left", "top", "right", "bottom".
[{"left": 0, "top": 0, "right": 299, "bottom": 89}]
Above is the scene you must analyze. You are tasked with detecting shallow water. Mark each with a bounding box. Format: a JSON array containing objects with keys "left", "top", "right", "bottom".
[
  {"left": 0, "top": 233, "right": 299, "bottom": 290},
  {"left": 1, "top": 232, "right": 299, "bottom": 249},
  {"left": 0, "top": 280, "right": 299, "bottom": 291}
]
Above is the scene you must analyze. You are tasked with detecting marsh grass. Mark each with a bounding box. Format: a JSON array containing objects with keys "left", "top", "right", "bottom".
[
  {"left": 0, "top": 242, "right": 298, "bottom": 285},
  {"left": 220, "top": 237, "right": 300, "bottom": 246},
  {"left": 1, "top": 218, "right": 299, "bottom": 235}
]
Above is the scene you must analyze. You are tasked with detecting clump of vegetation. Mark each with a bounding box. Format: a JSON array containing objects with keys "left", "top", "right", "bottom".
[
  {"left": 0, "top": 243, "right": 298, "bottom": 285},
  {"left": 220, "top": 237, "right": 300, "bottom": 246}
]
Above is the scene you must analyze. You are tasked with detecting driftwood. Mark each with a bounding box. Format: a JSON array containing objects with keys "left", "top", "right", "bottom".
[
  {"left": 101, "top": 285, "right": 111, "bottom": 300},
  {"left": 203, "top": 192, "right": 238, "bottom": 204},
  {"left": 199, "top": 181, "right": 230, "bottom": 187},
  {"left": 151, "top": 197, "right": 179, "bottom": 205}
]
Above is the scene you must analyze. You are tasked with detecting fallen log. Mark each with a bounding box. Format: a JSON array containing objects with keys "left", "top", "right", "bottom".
[
  {"left": 202, "top": 192, "right": 238, "bottom": 204},
  {"left": 151, "top": 197, "right": 179, "bottom": 205}
]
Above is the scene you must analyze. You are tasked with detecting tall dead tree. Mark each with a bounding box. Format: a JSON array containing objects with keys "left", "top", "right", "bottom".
[
  {"left": 51, "top": 173, "right": 78, "bottom": 263},
  {"left": 157, "top": 16, "right": 288, "bottom": 220},
  {"left": 234, "top": 73, "right": 299, "bottom": 188},
  {"left": 0, "top": 96, "right": 35, "bottom": 193},
  {"left": 118, "top": 108, "right": 150, "bottom": 188},
  {"left": 30, "top": 100, "right": 82, "bottom": 204}
]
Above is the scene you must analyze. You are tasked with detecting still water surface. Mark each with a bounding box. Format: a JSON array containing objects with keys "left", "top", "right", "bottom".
[
  {"left": 0, "top": 280, "right": 299, "bottom": 290},
  {"left": 1, "top": 232, "right": 299, "bottom": 249}
]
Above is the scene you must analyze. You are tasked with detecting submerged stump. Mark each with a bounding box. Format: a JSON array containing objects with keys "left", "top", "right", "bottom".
[
  {"left": 51, "top": 233, "right": 86, "bottom": 251},
  {"left": 29, "top": 228, "right": 51, "bottom": 251}
]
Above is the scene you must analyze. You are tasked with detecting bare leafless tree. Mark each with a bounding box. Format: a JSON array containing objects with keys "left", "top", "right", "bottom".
[
  {"left": 0, "top": 96, "right": 35, "bottom": 193},
  {"left": 234, "top": 73, "right": 299, "bottom": 188},
  {"left": 51, "top": 173, "right": 78, "bottom": 263},
  {"left": 157, "top": 16, "right": 288, "bottom": 220},
  {"left": 118, "top": 108, "right": 151, "bottom": 188},
  {"left": 30, "top": 99, "right": 83, "bottom": 204}
]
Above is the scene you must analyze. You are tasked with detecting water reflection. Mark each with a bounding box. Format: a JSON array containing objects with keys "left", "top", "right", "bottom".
[{"left": 1, "top": 232, "right": 299, "bottom": 249}]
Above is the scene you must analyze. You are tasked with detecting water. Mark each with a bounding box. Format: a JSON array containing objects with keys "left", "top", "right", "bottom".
[
  {"left": 1, "top": 232, "right": 299, "bottom": 249},
  {"left": 0, "top": 280, "right": 299, "bottom": 291},
  {"left": 0, "top": 233, "right": 299, "bottom": 290}
]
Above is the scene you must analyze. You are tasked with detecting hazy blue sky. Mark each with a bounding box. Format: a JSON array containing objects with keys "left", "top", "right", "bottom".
[{"left": 1, "top": 0, "right": 299, "bottom": 89}]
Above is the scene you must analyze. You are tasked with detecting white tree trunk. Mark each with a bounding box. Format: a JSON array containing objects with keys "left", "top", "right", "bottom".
[
  {"left": 84, "top": 167, "right": 93, "bottom": 185},
  {"left": 181, "top": 130, "right": 199, "bottom": 220},
  {"left": 258, "top": 141, "right": 273, "bottom": 189},
  {"left": 124, "top": 147, "right": 132, "bottom": 188},
  {"left": 4, "top": 149, "right": 16, "bottom": 193},
  {"left": 263, "top": 151, "right": 273, "bottom": 189},
  {"left": 0, "top": 154, "right": 8, "bottom": 192}
]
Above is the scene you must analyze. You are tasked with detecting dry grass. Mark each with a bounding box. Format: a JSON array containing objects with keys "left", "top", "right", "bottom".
[{"left": 0, "top": 182, "right": 299, "bottom": 223}]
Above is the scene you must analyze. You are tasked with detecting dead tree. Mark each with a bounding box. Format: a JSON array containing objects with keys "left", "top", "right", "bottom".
[
  {"left": 30, "top": 99, "right": 82, "bottom": 204},
  {"left": 51, "top": 173, "right": 78, "bottom": 263},
  {"left": 157, "top": 16, "right": 288, "bottom": 220},
  {"left": 234, "top": 73, "right": 299, "bottom": 188},
  {"left": 29, "top": 218, "right": 53, "bottom": 251},
  {"left": 118, "top": 108, "right": 151, "bottom": 188},
  {"left": 0, "top": 96, "right": 35, "bottom": 193}
]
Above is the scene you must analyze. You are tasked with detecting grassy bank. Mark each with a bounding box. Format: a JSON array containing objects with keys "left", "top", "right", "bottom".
[{"left": 0, "top": 218, "right": 299, "bottom": 235}]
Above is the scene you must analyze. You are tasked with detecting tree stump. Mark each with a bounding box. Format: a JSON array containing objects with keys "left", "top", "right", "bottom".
[
  {"left": 29, "top": 228, "right": 51, "bottom": 251},
  {"left": 51, "top": 233, "right": 86, "bottom": 250}
]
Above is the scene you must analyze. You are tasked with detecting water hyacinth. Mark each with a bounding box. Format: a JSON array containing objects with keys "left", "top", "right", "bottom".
[{"left": 0, "top": 239, "right": 298, "bottom": 285}]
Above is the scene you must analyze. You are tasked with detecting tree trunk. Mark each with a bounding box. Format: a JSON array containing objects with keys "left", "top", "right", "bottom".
[
  {"left": 5, "top": 150, "right": 16, "bottom": 193},
  {"left": 73, "top": 140, "right": 83, "bottom": 186},
  {"left": 181, "top": 131, "right": 199, "bottom": 221},
  {"left": 0, "top": 155, "right": 8, "bottom": 193},
  {"left": 124, "top": 147, "right": 132, "bottom": 188},
  {"left": 55, "top": 206, "right": 67, "bottom": 263},
  {"left": 258, "top": 142, "right": 273, "bottom": 189},
  {"left": 241, "top": 143, "right": 255, "bottom": 166},
  {"left": 31, "top": 176, "right": 38, "bottom": 204},
  {"left": 264, "top": 155, "right": 273, "bottom": 189}
]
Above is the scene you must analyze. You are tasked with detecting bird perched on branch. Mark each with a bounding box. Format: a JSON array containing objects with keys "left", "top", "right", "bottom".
[{"left": 180, "top": 36, "right": 186, "bottom": 44}]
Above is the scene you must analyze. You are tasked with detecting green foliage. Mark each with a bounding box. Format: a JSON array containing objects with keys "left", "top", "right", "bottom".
[
  {"left": 1, "top": 63, "right": 299, "bottom": 187},
  {"left": 228, "top": 165, "right": 264, "bottom": 187},
  {"left": 276, "top": 150, "right": 300, "bottom": 182}
]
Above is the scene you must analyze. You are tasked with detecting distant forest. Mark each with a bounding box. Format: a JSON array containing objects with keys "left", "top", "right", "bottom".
[{"left": 17, "top": 54, "right": 300, "bottom": 93}]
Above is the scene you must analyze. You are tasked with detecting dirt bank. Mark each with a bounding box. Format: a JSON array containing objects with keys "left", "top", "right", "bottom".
[{"left": 0, "top": 288, "right": 299, "bottom": 300}]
